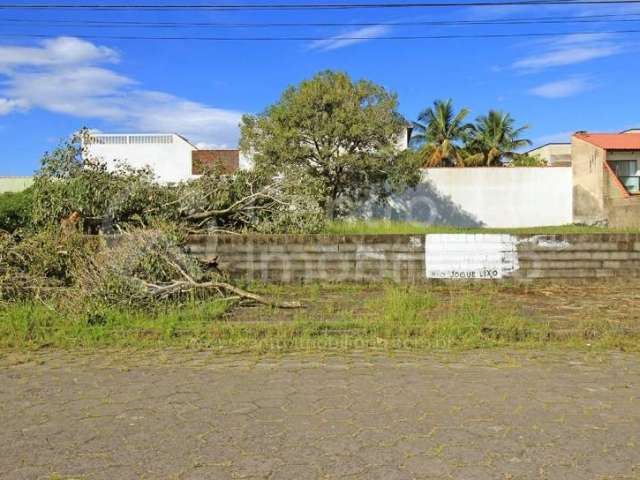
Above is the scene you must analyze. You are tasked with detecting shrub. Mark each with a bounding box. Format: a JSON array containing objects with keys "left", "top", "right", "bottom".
[
  {"left": 509, "top": 153, "right": 546, "bottom": 167},
  {"left": 0, "top": 188, "right": 32, "bottom": 232}
]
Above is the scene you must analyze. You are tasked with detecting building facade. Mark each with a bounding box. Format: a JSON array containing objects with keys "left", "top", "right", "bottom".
[
  {"left": 83, "top": 133, "right": 241, "bottom": 184},
  {"left": 526, "top": 143, "right": 572, "bottom": 167}
]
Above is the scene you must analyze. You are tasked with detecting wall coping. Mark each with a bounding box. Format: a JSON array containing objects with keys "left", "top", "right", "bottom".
[
  {"left": 186, "top": 233, "right": 640, "bottom": 243},
  {"left": 421, "top": 166, "right": 571, "bottom": 170}
]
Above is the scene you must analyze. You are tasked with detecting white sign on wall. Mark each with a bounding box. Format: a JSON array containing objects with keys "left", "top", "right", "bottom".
[{"left": 425, "top": 234, "right": 519, "bottom": 279}]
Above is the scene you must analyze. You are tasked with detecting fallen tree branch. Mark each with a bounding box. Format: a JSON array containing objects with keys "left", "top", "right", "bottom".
[
  {"left": 65, "top": 230, "right": 305, "bottom": 310},
  {"left": 201, "top": 281, "right": 304, "bottom": 309},
  {"left": 143, "top": 279, "right": 304, "bottom": 309},
  {"left": 145, "top": 253, "right": 304, "bottom": 308},
  {"left": 185, "top": 187, "right": 275, "bottom": 221}
]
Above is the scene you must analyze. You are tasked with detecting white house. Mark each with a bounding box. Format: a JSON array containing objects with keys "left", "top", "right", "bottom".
[{"left": 83, "top": 133, "right": 242, "bottom": 184}]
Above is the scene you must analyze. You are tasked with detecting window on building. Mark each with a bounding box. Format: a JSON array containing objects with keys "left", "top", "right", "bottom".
[
  {"left": 88, "top": 135, "right": 174, "bottom": 145},
  {"left": 610, "top": 159, "right": 640, "bottom": 193}
]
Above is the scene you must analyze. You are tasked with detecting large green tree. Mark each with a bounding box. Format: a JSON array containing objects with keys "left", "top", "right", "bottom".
[
  {"left": 240, "top": 70, "right": 420, "bottom": 218},
  {"left": 410, "top": 99, "right": 472, "bottom": 167},
  {"left": 465, "top": 110, "right": 532, "bottom": 166}
]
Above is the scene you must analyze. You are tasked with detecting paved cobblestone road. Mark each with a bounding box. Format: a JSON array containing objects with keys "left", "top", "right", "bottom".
[{"left": 1, "top": 351, "right": 640, "bottom": 480}]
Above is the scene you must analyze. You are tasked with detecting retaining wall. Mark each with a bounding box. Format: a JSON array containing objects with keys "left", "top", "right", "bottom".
[{"left": 185, "top": 234, "right": 640, "bottom": 282}]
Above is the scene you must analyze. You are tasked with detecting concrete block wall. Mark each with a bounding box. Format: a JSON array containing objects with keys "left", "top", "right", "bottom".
[
  {"left": 186, "top": 235, "right": 425, "bottom": 282},
  {"left": 185, "top": 234, "right": 640, "bottom": 282},
  {"left": 515, "top": 234, "right": 640, "bottom": 279}
]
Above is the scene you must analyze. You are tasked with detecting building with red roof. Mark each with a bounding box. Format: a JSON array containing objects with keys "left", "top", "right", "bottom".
[{"left": 572, "top": 130, "right": 640, "bottom": 227}]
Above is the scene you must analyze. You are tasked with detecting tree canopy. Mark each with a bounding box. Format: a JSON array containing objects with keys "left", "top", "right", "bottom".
[
  {"left": 410, "top": 99, "right": 472, "bottom": 167},
  {"left": 240, "top": 70, "right": 420, "bottom": 218},
  {"left": 466, "top": 110, "right": 532, "bottom": 166},
  {"left": 410, "top": 101, "right": 533, "bottom": 167}
]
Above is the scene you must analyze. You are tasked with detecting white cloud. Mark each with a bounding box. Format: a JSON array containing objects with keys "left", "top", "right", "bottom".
[
  {"left": 0, "top": 36, "right": 243, "bottom": 147},
  {"left": 533, "top": 130, "right": 574, "bottom": 145},
  {"left": 308, "top": 25, "right": 391, "bottom": 51},
  {"left": 529, "top": 77, "right": 593, "bottom": 98},
  {"left": 5, "top": 67, "right": 134, "bottom": 117},
  {"left": 117, "top": 91, "right": 242, "bottom": 148},
  {"left": 0, "top": 97, "right": 27, "bottom": 114},
  {"left": 513, "top": 34, "right": 623, "bottom": 72},
  {"left": 0, "top": 36, "right": 118, "bottom": 72}
]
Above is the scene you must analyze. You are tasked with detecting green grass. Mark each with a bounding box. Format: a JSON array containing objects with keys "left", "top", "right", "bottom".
[
  {"left": 1, "top": 283, "right": 638, "bottom": 353},
  {"left": 0, "top": 300, "right": 233, "bottom": 349},
  {"left": 324, "top": 220, "right": 640, "bottom": 235}
]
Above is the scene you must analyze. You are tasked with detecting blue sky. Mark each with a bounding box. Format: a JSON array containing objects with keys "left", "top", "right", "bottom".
[{"left": 1, "top": 1, "right": 639, "bottom": 175}]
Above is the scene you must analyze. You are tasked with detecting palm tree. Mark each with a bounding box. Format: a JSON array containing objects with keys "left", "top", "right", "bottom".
[
  {"left": 466, "top": 110, "right": 532, "bottom": 166},
  {"left": 410, "top": 99, "right": 472, "bottom": 167}
]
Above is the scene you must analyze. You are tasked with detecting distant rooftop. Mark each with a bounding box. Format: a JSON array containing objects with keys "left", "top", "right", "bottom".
[
  {"left": 574, "top": 132, "right": 640, "bottom": 150},
  {"left": 527, "top": 142, "right": 570, "bottom": 152}
]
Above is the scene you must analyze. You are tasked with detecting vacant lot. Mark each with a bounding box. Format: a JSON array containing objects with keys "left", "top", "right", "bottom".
[
  {"left": 2, "top": 281, "right": 639, "bottom": 479},
  {"left": 2, "top": 350, "right": 640, "bottom": 479},
  {"left": 1, "top": 279, "right": 639, "bottom": 352}
]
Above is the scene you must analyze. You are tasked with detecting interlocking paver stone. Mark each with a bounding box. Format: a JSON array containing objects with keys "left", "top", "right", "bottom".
[{"left": 1, "top": 351, "right": 640, "bottom": 479}]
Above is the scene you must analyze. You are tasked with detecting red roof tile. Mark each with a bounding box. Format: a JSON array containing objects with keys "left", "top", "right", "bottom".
[{"left": 574, "top": 132, "right": 640, "bottom": 150}]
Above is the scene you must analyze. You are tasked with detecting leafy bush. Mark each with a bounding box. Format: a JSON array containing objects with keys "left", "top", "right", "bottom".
[
  {"left": 0, "top": 188, "right": 32, "bottom": 232},
  {"left": 31, "top": 137, "right": 171, "bottom": 233},
  {"left": 173, "top": 168, "right": 326, "bottom": 234},
  {"left": 1, "top": 227, "right": 99, "bottom": 286},
  {"left": 509, "top": 153, "right": 546, "bottom": 167}
]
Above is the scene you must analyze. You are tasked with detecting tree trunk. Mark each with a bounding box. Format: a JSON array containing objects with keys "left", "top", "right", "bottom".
[
  {"left": 325, "top": 197, "right": 336, "bottom": 220},
  {"left": 325, "top": 187, "right": 340, "bottom": 220}
]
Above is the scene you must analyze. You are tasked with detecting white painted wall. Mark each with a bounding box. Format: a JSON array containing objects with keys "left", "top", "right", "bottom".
[
  {"left": 83, "top": 134, "right": 196, "bottom": 184},
  {"left": 363, "top": 167, "right": 573, "bottom": 228},
  {"left": 425, "top": 234, "right": 519, "bottom": 279}
]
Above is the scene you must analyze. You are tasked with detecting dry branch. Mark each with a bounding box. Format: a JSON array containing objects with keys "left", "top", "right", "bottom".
[
  {"left": 184, "top": 187, "right": 276, "bottom": 222},
  {"left": 69, "top": 230, "right": 305, "bottom": 310},
  {"left": 159, "top": 255, "right": 303, "bottom": 309},
  {"left": 143, "top": 279, "right": 303, "bottom": 309}
]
